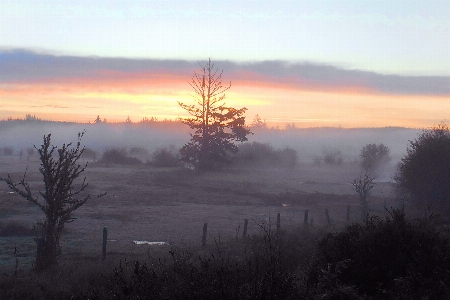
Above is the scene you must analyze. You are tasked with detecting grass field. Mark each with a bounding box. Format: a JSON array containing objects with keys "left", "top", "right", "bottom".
[{"left": 0, "top": 155, "right": 398, "bottom": 272}]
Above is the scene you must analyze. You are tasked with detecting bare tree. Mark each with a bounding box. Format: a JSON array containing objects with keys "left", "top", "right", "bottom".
[
  {"left": 1, "top": 132, "right": 105, "bottom": 271},
  {"left": 178, "top": 58, "right": 251, "bottom": 170},
  {"left": 352, "top": 172, "right": 375, "bottom": 219}
]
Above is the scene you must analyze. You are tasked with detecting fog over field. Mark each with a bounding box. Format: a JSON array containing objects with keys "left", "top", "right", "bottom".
[{"left": 0, "top": 120, "right": 420, "bottom": 167}]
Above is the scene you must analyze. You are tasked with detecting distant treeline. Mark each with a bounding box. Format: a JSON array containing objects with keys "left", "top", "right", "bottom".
[{"left": 0, "top": 114, "right": 411, "bottom": 132}]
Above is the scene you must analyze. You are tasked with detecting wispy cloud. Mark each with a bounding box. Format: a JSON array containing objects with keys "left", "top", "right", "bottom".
[
  {"left": 1, "top": 49, "right": 449, "bottom": 96},
  {"left": 29, "top": 104, "right": 69, "bottom": 109}
]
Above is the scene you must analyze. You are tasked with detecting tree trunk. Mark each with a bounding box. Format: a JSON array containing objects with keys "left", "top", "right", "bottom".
[{"left": 35, "top": 224, "right": 60, "bottom": 271}]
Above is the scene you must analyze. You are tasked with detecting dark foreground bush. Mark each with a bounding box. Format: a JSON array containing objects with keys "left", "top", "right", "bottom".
[
  {"left": 95, "top": 226, "right": 319, "bottom": 300},
  {"left": 0, "top": 226, "right": 323, "bottom": 300},
  {"left": 3, "top": 213, "right": 450, "bottom": 299},
  {"left": 100, "top": 148, "right": 142, "bottom": 165},
  {"left": 308, "top": 209, "right": 450, "bottom": 298}
]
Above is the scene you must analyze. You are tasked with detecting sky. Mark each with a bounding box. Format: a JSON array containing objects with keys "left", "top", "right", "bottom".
[{"left": 0, "top": 0, "right": 449, "bottom": 128}]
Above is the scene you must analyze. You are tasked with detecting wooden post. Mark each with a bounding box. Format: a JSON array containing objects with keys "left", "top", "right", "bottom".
[
  {"left": 276, "top": 213, "right": 281, "bottom": 236},
  {"left": 243, "top": 219, "right": 248, "bottom": 239},
  {"left": 346, "top": 206, "right": 351, "bottom": 222},
  {"left": 102, "top": 227, "right": 107, "bottom": 261},
  {"left": 202, "top": 223, "right": 208, "bottom": 247},
  {"left": 325, "top": 209, "right": 331, "bottom": 225},
  {"left": 304, "top": 210, "right": 309, "bottom": 225}
]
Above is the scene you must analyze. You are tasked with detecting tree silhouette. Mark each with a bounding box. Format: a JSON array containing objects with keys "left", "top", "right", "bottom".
[
  {"left": 178, "top": 58, "right": 251, "bottom": 170},
  {"left": 360, "top": 143, "right": 390, "bottom": 173},
  {"left": 352, "top": 172, "right": 375, "bottom": 219},
  {"left": 250, "top": 114, "right": 268, "bottom": 130},
  {"left": 396, "top": 123, "right": 450, "bottom": 215},
  {"left": 1, "top": 132, "right": 105, "bottom": 271}
]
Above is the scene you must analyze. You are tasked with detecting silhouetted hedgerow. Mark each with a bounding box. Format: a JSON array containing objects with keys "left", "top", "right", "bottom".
[
  {"left": 308, "top": 209, "right": 450, "bottom": 298},
  {"left": 100, "top": 148, "right": 142, "bottom": 165}
]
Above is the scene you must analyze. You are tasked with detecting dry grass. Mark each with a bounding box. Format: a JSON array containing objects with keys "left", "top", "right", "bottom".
[{"left": 0, "top": 156, "right": 399, "bottom": 272}]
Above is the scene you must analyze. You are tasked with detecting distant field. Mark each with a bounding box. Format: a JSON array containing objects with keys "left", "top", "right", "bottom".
[{"left": 0, "top": 155, "right": 399, "bottom": 270}]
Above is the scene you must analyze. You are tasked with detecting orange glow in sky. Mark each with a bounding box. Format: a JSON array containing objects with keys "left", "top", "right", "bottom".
[{"left": 1, "top": 73, "right": 449, "bottom": 129}]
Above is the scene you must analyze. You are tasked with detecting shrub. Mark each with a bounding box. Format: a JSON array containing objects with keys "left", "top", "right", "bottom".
[
  {"left": 95, "top": 224, "right": 318, "bottom": 299},
  {"left": 308, "top": 210, "right": 450, "bottom": 298},
  {"left": 150, "top": 147, "right": 180, "bottom": 167},
  {"left": 314, "top": 149, "right": 344, "bottom": 165},
  {"left": 396, "top": 123, "right": 450, "bottom": 216},
  {"left": 233, "top": 142, "right": 298, "bottom": 167},
  {"left": 81, "top": 147, "right": 97, "bottom": 160},
  {"left": 277, "top": 146, "right": 298, "bottom": 167},
  {"left": 2, "top": 147, "right": 13, "bottom": 156},
  {"left": 129, "top": 147, "right": 149, "bottom": 157},
  {"left": 0, "top": 221, "right": 33, "bottom": 237},
  {"left": 235, "top": 142, "right": 277, "bottom": 164},
  {"left": 100, "top": 148, "right": 142, "bottom": 165},
  {"left": 360, "top": 143, "right": 390, "bottom": 173}
]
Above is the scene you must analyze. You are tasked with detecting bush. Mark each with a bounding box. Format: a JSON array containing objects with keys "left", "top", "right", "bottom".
[
  {"left": 308, "top": 210, "right": 450, "bottom": 298},
  {"left": 129, "top": 147, "right": 149, "bottom": 157},
  {"left": 150, "top": 147, "right": 180, "bottom": 167},
  {"left": 277, "top": 146, "right": 298, "bottom": 167},
  {"left": 100, "top": 148, "right": 142, "bottom": 165},
  {"left": 314, "top": 149, "right": 344, "bottom": 165},
  {"left": 396, "top": 123, "right": 450, "bottom": 215},
  {"left": 2, "top": 147, "right": 13, "bottom": 156},
  {"left": 27, "top": 147, "right": 35, "bottom": 159},
  {"left": 0, "top": 221, "right": 33, "bottom": 237},
  {"left": 95, "top": 225, "right": 318, "bottom": 299},
  {"left": 81, "top": 147, "right": 97, "bottom": 160},
  {"left": 233, "top": 142, "right": 297, "bottom": 167},
  {"left": 360, "top": 143, "right": 390, "bottom": 173}
]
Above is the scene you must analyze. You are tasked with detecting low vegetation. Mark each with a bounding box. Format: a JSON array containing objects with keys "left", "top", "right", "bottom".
[
  {"left": 309, "top": 210, "right": 450, "bottom": 299},
  {"left": 2, "top": 210, "right": 450, "bottom": 299},
  {"left": 232, "top": 142, "right": 298, "bottom": 167},
  {"left": 313, "top": 149, "right": 344, "bottom": 165},
  {"left": 100, "top": 148, "right": 142, "bottom": 165},
  {"left": 149, "top": 146, "right": 181, "bottom": 167},
  {"left": 0, "top": 220, "right": 33, "bottom": 237},
  {"left": 2, "top": 122, "right": 450, "bottom": 298}
]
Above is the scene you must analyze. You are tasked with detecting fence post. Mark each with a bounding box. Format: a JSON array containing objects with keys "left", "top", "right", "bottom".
[
  {"left": 346, "top": 206, "right": 351, "bottom": 222},
  {"left": 304, "top": 210, "right": 309, "bottom": 225},
  {"left": 202, "top": 223, "right": 208, "bottom": 247},
  {"left": 243, "top": 219, "right": 248, "bottom": 239},
  {"left": 102, "top": 227, "right": 107, "bottom": 261},
  {"left": 276, "top": 213, "right": 281, "bottom": 236},
  {"left": 325, "top": 209, "right": 331, "bottom": 225}
]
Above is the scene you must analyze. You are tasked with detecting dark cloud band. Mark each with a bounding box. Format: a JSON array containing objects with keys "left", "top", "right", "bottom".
[{"left": 1, "top": 49, "right": 448, "bottom": 96}]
